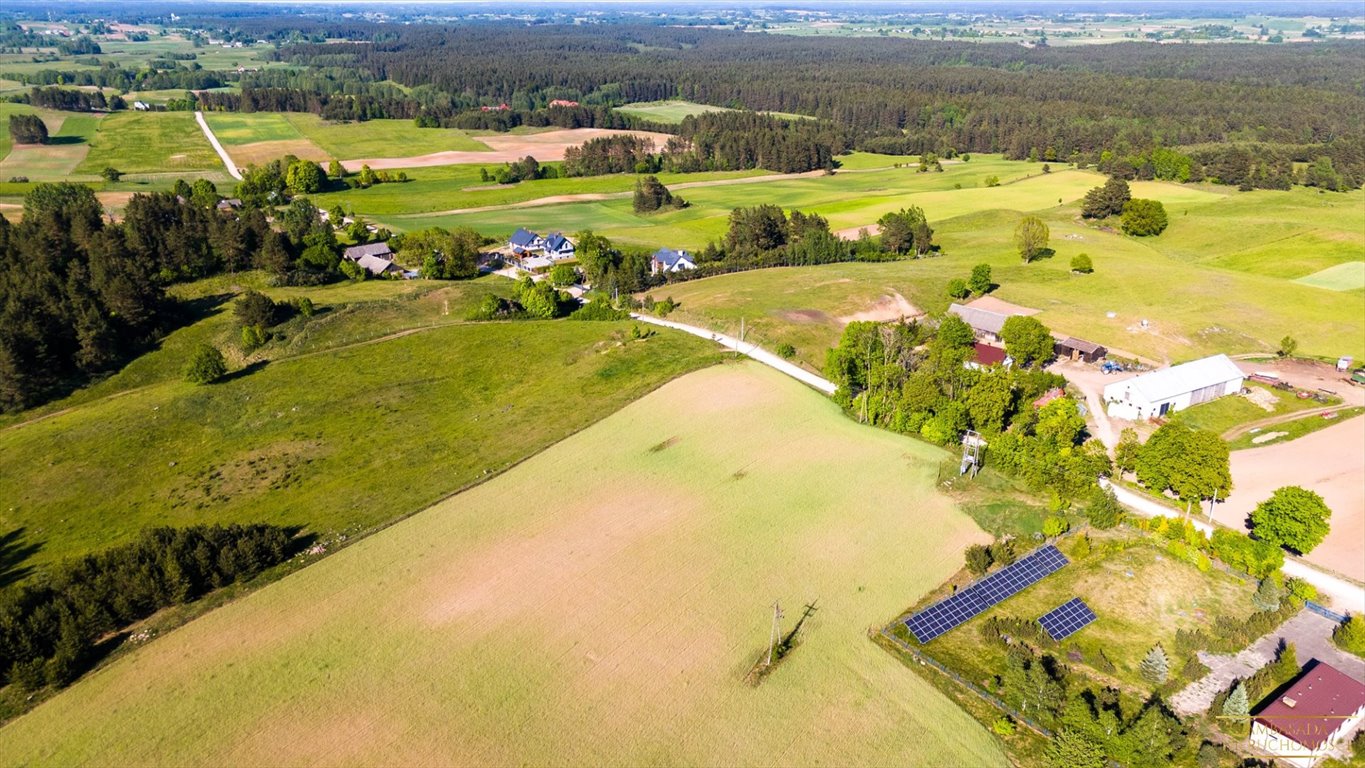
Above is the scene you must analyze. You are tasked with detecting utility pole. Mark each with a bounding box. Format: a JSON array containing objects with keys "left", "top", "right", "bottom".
[
  {"left": 767, "top": 601, "right": 784, "bottom": 667},
  {"left": 1208, "top": 488, "right": 1219, "bottom": 523}
]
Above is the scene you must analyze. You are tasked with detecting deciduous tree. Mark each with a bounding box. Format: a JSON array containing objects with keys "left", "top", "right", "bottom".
[
  {"left": 1250, "top": 486, "right": 1332, "bottom": 554},
  {"left": 1121, "top": 199, "right": 1169, "bottom": 236},
  {"left": 1015, "top": 216, "right": 1050, "bottom": 262},
  {"left": 1001, "top": 315, "right": 1054, "bottom": 366}
]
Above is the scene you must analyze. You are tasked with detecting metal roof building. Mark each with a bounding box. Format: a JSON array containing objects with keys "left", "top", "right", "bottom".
[{"left": 1102, "top": 353, "right": 1245, "bottom": 421}]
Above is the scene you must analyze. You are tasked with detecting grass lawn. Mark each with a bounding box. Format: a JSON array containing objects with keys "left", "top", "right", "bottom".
[
  {"left": 1229, "top": 407, "right": 1365, "bottom": 450},
  {"left": 0, "top": 363, "right": 1004, "bottom": 766},
  {"left": 283, "top": 113, "right": 491, "bottom": 160},
  {"left": 900, "top": 535, "right": 1256, "bottom": 696},
  {"left": 1172, "top": 382, "right": 1336, "bottom": 437},
  {"left": 76, "top": 111, "right": 221, "bottom": 175},
  {"left": 1295, "top": 261, "right": 1365, "bottom": 292}
]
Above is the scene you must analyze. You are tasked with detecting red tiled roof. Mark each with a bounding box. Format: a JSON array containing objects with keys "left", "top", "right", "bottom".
[
  {"left": 1254, "top": 661, "right": 1365, "bottom": 751},
  {"left": 973, "top": 343, "right": 1007, "bottom": 366},
  {"left": 1033, "top": 387, "right": 1066, "bottom": 408}
]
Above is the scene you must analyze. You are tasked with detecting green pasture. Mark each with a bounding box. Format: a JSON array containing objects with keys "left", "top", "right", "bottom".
[
  {"left": 1172, "top": 382, "right": 1333, "bottom": 437},
  {"left": 311, "top": 166, "right": 765, "bottom": 217},
  {"left": 76, "top": 111, "right": 220, "bottom": 174},
  {"left": 615, "top": 99, "right": 735, "bottom": 124},
  {"left": 1, "top": 364, "right": 1003, "bottom": 767},
  {"left": 0, "top": 280, "right": 721, "bottom": 572},
  {"left": 1295, "top": 261, "right": 1365, "bottom": 292},
  {"left": 0, "top": 110, "right": 102, "bottom": 181},
  {"left": 902, "top": 537, "right": 1255, "bottom": 697},
  {"left": 283, "top": 113, "right": 491, "bottom": 159},
  {"left": 202, "top": 112, "right": 307, "bottom": 146}
]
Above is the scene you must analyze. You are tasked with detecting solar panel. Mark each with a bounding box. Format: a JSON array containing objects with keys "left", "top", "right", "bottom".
[
  {"left": 1037, "top": 597, "right": 1097, "bottom": 641},
  {"left": 906, "top": 544, "right": 1069, "bottom": 643}
]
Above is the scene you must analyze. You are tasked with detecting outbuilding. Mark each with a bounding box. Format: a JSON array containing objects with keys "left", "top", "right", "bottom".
[
  {"left": 1103, "top": 353, "right": 1245, "bottom": 420},
  {"left": 1054, "top": 337, "right": 1107, "bottom": 363},
  {"left": 1250, "top": 661, "right": 1365, "bottom": 767}
]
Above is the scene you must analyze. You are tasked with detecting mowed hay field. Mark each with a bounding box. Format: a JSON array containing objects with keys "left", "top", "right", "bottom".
[
  {"left": 201, "top": 111, "right": 331, "bottom": 167},
  {"left": 1, "top": 364, "right": 1004, "bottom": 767},
  {"left": 0, "top": 108, "right": 102, "bottom": 181},
  {"left": 76, "top": 111, "right": 222, "bottom": 175},
  {"left": 283, "top": 112, "right": 491, "bottom": 159},
  {"left": 614, "top": 99, "right": 737, "bottom": 123}
]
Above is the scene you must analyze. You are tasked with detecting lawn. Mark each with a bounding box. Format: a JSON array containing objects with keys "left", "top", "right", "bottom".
[
  {"left": 76, "top": 111, "right": 221, "bottom": 175},
  {"left": 0, "top": 277, "right": 721, "bottom": 571},
  {"left": 900, "top": 535, "right": 1256, "bottom": 695},
  {"left": 0, "top": 363, "right": 1003, "bottom": 766},
  {"left": 1295, "top": 261, "right": 1365, "bottom": 292},
  {"left": 283, "top": 113, "right": 491, "bottom": 160},
  {"left": 1172, "top": 382, "right": 1336, "bottom": 437}
]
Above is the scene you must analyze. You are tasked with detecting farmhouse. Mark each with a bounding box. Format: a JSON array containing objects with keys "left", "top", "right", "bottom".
[
  {"left": 509, "top": 228, "right": 545, "bottom": 255},
  {"left": 508, "top": 229, "right": 575, "bottom": 267},
  {"left": 650, "top": 248, "right": 696, "bottom": 275},
  {"left": 1103, "top": 353, "right": 1245, "bottom": 420},
  {"left": 966, "top": 342, "right": 1010, "bottom": 370},
  {"left": 1250, "top": 661, "right": 1365, "bottom": 767},
  {"left": 343, "top": 242, "right": 400, "bottom": 277},
  {"left": 1054, "top": 337, "right": 1108, "bottom": 363},
  {"left": 543, "top": 232, "right": 575, "bottom": 261}
]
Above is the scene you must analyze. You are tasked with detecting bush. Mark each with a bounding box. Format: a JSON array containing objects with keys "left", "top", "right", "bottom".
[
  {"left": 240, "top": 324, "right": 267, "bottom": 352},
  {"left": 183, "top": 344, "right": 226, "bottom": 384},
  {"left": 293, "top": 296, "right": 315, "bottom": 318},
  {"left": 1042, "top": 516, "right": 1069, "bottom": 538},
  {"left": 234, "top": 290, "right": 284, "bottom": 329},
  {"left": 1334, "top": 615, "right": 1365, "bottom": 657},
  {"left": 991, "top": 717, "right": 1016, "bottom": 736},
  {"left": 946, "top": 278, "right": 970, "bottom": 299},
  {"left": 1120, "top": 199, "right": 1169, "bottom": 236},
  {"left": 1209, "top": 528, "right": 1284, "bottom": 578},
  {"left": 776, "top": 343, "right": 797, "bottom": 360},
  {"left": 549, "top": 263, "right": 578, "bottom": 287},
  {"left": 989, "top": 538, "right": 1017, "bottom": 566},
  {"left": 1085, "top": 487, "right": 1123, "bottom": 529},
  {"left": 1070, "top": 254, "right": 1093, "bottom": 273},
  {"left": 568, "top": 299, "right": 628, "bottom": 321},
  {"left": 100, "top": 166, "right": 123, "bottom": 182},
  {"left": 1140, "top": 644, "right": 1170, "bottom": 684},
  {"left": 965, "top": 544, "right": 993, "bottom": 576}
]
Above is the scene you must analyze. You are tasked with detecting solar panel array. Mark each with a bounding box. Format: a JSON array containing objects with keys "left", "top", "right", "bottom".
[
  {"left": 905, "top": 544, "right": 1069, "bottom": 643},
  {"left": 1037, "top": 597, "right": 1097, "bottom": 641}
]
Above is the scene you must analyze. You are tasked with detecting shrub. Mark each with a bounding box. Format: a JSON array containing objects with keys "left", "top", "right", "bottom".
[
  {"left": 233, "top": 290, "right": 284, "bottom": 329},
  {"left": 293, "top": 297, "right": 315, "bottom": 318},
  {"left": 946, "top": 278, "right": 970, "bottom": 299},
  {"left": 100, "top": 166, "right": 123, "bottom": 182},
  {"left": 1140, "top": 644, "right": 1169, "bottom": 684},
  {"left": 1042, "top": 516, "right": 1069, "bottom": 538},
  {"left": 1252, "top": 577, "right": 1284, "bottom": 612},
  {"left": 991, "top": 717, "right": 1016, "bottom": 736},
  {"left": 1120, "top": 198, "right": 1169, "bottom": 236},
  {"left": 240, "top": 324, "right": 267, "bottom": 352},
  {"left": 965, "top": 544, "right": 993, "bottom": 576},
  {"left": 1334, "top": 615, "right": 1365, "bottom": 657},
  {"left": 776, "top": 343, "right": 797, "bottom": 360},
  {"left": 1210, "top": 529, "right": 1284, "bottom": 578},
  {"left": 1070, "top": 254, "right": 1093, "bottom": 273},
  {"left": 989, "top": 538, "right": 1017, "bottom": 566},
  {"left": 183, "top": 344, "right": 226, "bottom": 384}
]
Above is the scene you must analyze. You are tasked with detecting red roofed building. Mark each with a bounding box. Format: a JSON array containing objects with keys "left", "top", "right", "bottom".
[
  {"left": 1033, "top": 387, "right": 1066, "bottom": 409},
  {"left": 548, "top": 99, "right": 580, "bottom": 108},
  {"left": 1251, "top": 661, "right": 1365, "bottom": 767},
  {"left": 965, "top": 342, "right": 1009, "bottom": 371}
]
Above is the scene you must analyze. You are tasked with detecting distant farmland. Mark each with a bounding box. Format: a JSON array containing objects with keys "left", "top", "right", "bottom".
[{"left": 1, "top": 364, "right": 1003, "bottom": 767}]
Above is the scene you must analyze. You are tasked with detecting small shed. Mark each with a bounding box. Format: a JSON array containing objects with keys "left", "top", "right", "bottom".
[{"left": 1055, "top": 337, "right": 1108, "bottom": 363}]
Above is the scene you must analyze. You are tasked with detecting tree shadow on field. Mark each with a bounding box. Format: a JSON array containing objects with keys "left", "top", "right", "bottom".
[
  {"left": 217, "top": 360, "right": 269, "bottom": 384},
  {"left": 0, "top": 528, "right": 43, "bottom": 588},
  {"left": 45, "top": 136, "right": 87, "bottom": 146}
]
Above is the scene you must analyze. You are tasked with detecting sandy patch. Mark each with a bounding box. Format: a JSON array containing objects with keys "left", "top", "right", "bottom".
[
  {"left": 1243, "top": 387, "right": 1280, "bottom": 412},
  {"left": 964, "top": 295, "right": 1039, "bottom": 316},
  {"left": 230, "top": 138, "right": 329, "bottom": 167},
  {"left": 344, "top": 129, "right": 674, "bottom": 171},
  {"left": 780, "top": 309, "right": 831, "bottom": 324},
  {"left": 835, "top": 223, "right": 880, "bottom": 240},
  {"left": 1250, "top": 431, "right": 1288, "bottom": 444},
  {"left": 1216, "top": 416, "right": 1365, "bottom": 581},
  {"left": 837, "top": 292, "right": 921, "bottom": 324}
]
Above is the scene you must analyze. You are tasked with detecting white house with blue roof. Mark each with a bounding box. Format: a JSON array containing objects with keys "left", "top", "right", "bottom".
[
  {"left": 650, "top": 248, "right": 696, "bottom": 275},
  {"left": 508, "top": 228, "right": 545, "bottom": 255}
]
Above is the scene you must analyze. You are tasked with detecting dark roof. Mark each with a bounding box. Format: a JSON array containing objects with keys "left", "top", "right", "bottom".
[
  {"left": 544, "top": 232, "right": 573, "bottom": 251},
  {"left": 1254, "top": 661, "right": 1365, "bottom": 750},
  {"left": 652, "top": 248, "right": 691, "bottom": 267},
  {"left": 343, "top": 242, "right": 393, "bottom": 260},
  {"left": 973, "top": 343, "right": 1008, "bottom": 367},
  {"left": 1058, "top": 337, "right": 1106, "bottom": 355},
  {"left": 509, "top": 228, "right": 541, "bottom": 247}
]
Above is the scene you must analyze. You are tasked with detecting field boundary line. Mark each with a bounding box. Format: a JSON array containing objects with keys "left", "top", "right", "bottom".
[
  {"left": 630, "top": 313, "right": 836, "bottom": 394},
  {"left": 195, "top": 111, "right": 242, "bottom": 181}
]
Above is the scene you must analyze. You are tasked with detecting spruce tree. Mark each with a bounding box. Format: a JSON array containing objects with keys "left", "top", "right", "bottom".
[
  {"left": 1140, "top": 644, "right": 1170, "bottom": 685},
  {"left": 1223, "top": 681, "right": 1249, "bottom": 718}
]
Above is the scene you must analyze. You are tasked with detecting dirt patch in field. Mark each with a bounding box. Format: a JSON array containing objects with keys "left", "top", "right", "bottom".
[
  {"left": 230, "top": 138, "right": 329, "bottom": 167},
  {"left": 837, "top": 292, "right": 921, "bottom": 324},
  {"left": 781, "top": 309, "right": 831, "bottom": 324},
  {"left": 1215, "top": 415, "right": 1365, "bottom": 581},
  {"left": 834, "top": 223, "right": 880, "bottom": 240},
  {"left": 344, "top": 129, "right": 674, "bottom": 171},
  {"left": 964, "top": 295, "right": 1039, "bottom": 317}
]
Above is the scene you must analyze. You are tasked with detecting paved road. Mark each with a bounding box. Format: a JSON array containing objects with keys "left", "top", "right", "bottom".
[
  {"left": 1101, "top": 479, "right": 1365, "bottom": 614},
  {"left": 630, "top": 314, "right": 836, "bottom": 395},
  {"left": 195, "top": 111, "right": 242, "bottom": 181}
]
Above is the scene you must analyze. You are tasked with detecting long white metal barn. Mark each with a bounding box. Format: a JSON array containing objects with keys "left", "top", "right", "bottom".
[{"left": 1103, "top": 354, "right": 1245, "bottom": 420}]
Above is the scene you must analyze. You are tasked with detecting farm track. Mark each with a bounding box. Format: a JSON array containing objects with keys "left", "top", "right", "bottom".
[
  {"left": 195, "top": 111, "right": 242, "bottom": 181},
  {"left": 1222, "top": 405, "right": 1350, "bottom": 441}
]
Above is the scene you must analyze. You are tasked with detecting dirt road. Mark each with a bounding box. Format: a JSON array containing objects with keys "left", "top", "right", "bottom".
[
  {"left": 195, "top": 111, "right": 242, "bottom": 181},
  {"left": 630, "top": 313, "right": 836, "bottom": 395}
]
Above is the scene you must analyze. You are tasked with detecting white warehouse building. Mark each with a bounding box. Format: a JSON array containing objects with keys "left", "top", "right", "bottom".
[{"left": 1103, "top": 354, "right": 1245, "bottom": 421}]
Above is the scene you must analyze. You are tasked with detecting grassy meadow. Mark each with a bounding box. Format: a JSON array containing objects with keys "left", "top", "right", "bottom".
[
  {"left": 282, "top": 113, "right": 491, "bottom": 159},
  {"left": 0, "top": 106, "right": 102, "bottom": 181},
  {"left": 0, "top": 363, "right": 1004, "bottom": 767},
  {"left": 0, "top": 276, "right": 721, "bottom": 571},
  {"left": 615, "top": 99, "right": 737, "bottom": 123}
]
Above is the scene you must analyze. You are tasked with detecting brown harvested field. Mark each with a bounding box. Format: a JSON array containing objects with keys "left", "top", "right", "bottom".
[
  {"left": 343, "top": 128, "right": 674, "bottom": 171},
  {"left": 228, "top": 138, "right": 330, "bottom": 167},
  {"left": 1, "top": 363, "right": 1003, "bottom": 767},
  {"left": 1216, "top": 415, "right": 1365, "bottom": 581},
  {"left": 0, "top": 142, "right": 90, "bottom": 179}
]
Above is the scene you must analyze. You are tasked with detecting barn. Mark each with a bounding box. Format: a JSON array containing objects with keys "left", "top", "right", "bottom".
[
  {"left": 1103, "top": 354, "right": 1245, "bottom": 420},
  {"left": 1054, "top": 337, "right": 1107, "bottom": 363}
]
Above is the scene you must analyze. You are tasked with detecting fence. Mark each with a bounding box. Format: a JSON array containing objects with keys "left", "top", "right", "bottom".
[
  {"left": 878, "top": 628, "right": 1053, "bottom": 738},
  {"left": 1306, "top": 600, "right": 1349, "bottom": 623}
]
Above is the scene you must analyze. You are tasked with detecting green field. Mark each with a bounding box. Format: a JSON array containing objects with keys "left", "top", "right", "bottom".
[
  {"left": 0, "top": 110, "right": 102, "bottom": 181},
  {"left": 0, "top": 363, "right": 1003, "bottom": 766},
  {"left": 615, "top": 99, "right": 737, "bottom": 123},
  {"left": 1229, "top": 407, "right": 1365, "bottom": 450},
  {"left": 0, "top": 277, "right": 721, "bottom": 571},
  {"left": 76, "top": 111, "right": 221, "bottom": 175},
  {"left": 201, "top": 112, "right": 307, "bottom": 145},
  {"left": 283, "top": 113, "right": 491, "bottom": 159},
  {"left": 1172, "top": 382, "right": 1335, "bottom": 436},
  {"left": 1294, "top": 261, "right": 1365, "bottom": 292}
]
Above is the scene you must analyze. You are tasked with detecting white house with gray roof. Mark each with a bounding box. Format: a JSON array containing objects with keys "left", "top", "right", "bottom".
[{"left": 1103, "top": 354, "right": 1245, "bottom": 420}]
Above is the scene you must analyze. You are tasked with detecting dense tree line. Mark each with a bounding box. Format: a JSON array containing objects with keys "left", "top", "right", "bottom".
[
  {"left": 0, "top": 524, "right": 293, "bottom": 690},
  {"left": 8, "top": 66, "right": 232, "bottom": 93},
  {"left": 563, "top": 134, "right": 657, "bottom": 177},
  {"left": 16, "top": 86, "right": 119, "bottom": 113},
  {"left": 660, "top": 112, "right": 847, "bottom": 174}
]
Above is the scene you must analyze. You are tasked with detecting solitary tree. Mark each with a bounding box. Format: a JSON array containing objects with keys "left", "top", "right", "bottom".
[
  {"left": 183, "top": 344, "right": 227, "bottom": 385},
  {"left": 965, "top": 544, "right": 992, "bottom": 576},
  {"left": 1070, "top": 254, "right": 1093, "bottom": 274},
  {"left": 1134, "top": 421, "right": 1231, "bottom": 503},
  {"left": 1001, "top": 315, "right": 1054, "bottom": 366},
  {"left": 1121, "top": 199, "right": 1169, "bottom": 236},
  {"left": 100, "top": 166, "right": 123, "bottom": 182},
  {"left": 968, "top": 263, "right": 992, "bottom": 294},
  {"left": 8, "top": 114, "right": 48, "bottom": 145},
  {"left": 1014, "top": 216, "right": 1050, "bottom": 262},
  {"left": 1140, "top": 644, "right": 1170, "bottom": 685},
  {"left": 1250, "top": 486, "right": 1332, "bottom": 554},
  {"left": 1278, "top": 335, "right": 1298, "bottom": 358},
  {"left": 1081, "top": 177, "right": 1131, "bottom": 218}
]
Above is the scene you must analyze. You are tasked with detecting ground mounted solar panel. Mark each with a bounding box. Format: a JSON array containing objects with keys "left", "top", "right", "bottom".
[
  {"left": 905, "top": 544, "right": 1069, "bottom": 643},
  {"left": 1037, "top": 597, "right": 1097, "bottom": 641}
]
